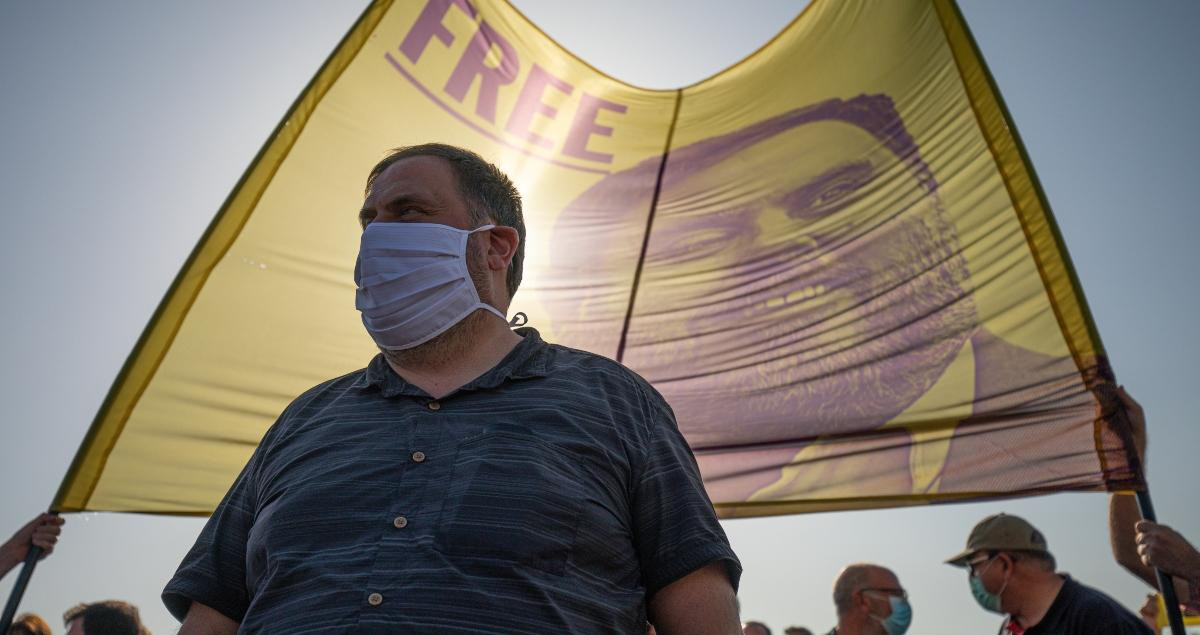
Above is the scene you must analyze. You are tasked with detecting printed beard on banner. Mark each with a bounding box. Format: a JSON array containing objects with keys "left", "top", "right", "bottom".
[{"left": 53, "top": 0, "right": 1140, "bottom": 516}]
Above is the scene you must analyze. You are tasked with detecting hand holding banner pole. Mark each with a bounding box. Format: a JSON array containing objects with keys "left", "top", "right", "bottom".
[
  {"left": 1108, "top": 386, "right": 1186, "bottom": 635},
  {"left": 0, "top": 543, "right": 45, "bottom": 632},
  {"left": 1135, "top": 490, "right": 1187, "bottom": 635},
  {"left": 0, "top": 511, "right": 61, "bottom": 633}
]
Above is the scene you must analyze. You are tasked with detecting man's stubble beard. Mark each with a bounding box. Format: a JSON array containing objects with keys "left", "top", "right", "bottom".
[{"left": 381, "top": 235, "right": 498, "bottom": 370}]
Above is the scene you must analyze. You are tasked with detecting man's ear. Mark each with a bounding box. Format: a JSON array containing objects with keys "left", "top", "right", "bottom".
[{"left": 486, "top": 226, "right": 520, "bottom": 272}]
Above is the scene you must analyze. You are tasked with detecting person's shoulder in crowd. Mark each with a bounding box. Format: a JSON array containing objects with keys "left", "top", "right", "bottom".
[
  {"left": 249, "top": 365, "right": 373, "bottom": 439},
  {"left": 284, "top": 364, "right": 372, "bottom": 410},
  {"left": 1051, "top": 575, "right": 1154, "bottom": 634},
  {"left": 538, "top": 335, "right": 670, "bottom": 402},
  {"left": 535, "top": 334, "right": 683, "bottom": 437}
]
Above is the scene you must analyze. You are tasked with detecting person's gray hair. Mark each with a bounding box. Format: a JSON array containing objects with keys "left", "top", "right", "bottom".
[
  {"left": 1004, "top": 549, "right": 1057, "bottom": 572},
  {"left": 833, "top": 563, "right": 884, "bottom": 616},
  {"left": 364, "top": 143, "right": 526, "bottom": 299}
]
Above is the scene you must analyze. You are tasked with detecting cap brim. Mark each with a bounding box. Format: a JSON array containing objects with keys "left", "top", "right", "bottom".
[{"left": 945, "top": 548, "right": 978, "bottom": 567}]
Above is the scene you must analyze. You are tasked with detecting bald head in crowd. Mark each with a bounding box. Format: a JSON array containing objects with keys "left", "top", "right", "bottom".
[
  {"left": 742, "top": 620, "right": 771, "bottom": 635},
  {"left": 832, "top": 564, "right": 911, "bottom": 635}
]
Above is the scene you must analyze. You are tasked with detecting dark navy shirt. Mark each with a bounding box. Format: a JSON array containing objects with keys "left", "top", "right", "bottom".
[
  {"left": 1000, "top": 575, "right": 1153, "bottom": 635},
  {"left": 163, "top": 328, "right": 740, "bottom": 633}
]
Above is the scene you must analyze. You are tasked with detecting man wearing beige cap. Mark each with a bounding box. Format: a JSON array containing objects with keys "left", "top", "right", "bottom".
[{"left": 947, "top": 513, "right": 1150, "bottom": 634}]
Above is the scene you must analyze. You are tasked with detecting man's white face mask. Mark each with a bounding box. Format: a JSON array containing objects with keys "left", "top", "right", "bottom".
[{"left": 354, "top": 222, "right": 505, "bottom": 350}]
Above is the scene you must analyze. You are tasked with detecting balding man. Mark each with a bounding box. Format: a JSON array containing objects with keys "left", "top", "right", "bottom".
[{"left": 828, "top": 564, "right": 912, "bottom": 634}]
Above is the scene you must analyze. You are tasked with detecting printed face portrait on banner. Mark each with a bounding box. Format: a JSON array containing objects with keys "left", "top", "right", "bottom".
[{"left": 551, "top": 95, "right": 979, "bottom": 499}]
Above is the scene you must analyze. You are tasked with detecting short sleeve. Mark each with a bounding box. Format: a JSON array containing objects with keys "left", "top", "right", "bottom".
[
  {"left": 629, "top": 381, "right": 742, "bottom": 597},
  {"left": 161, "top": 447, "right": 262, "bottom": 623}
]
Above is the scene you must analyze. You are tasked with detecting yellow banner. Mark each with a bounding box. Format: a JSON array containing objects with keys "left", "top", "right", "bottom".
[{"left": 53, "top": 0, "right": 1140, "bottom": 516}]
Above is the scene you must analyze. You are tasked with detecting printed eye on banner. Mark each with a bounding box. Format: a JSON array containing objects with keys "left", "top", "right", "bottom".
[{"left": 385, "top": 0, "right": 629, "bottom": 175}]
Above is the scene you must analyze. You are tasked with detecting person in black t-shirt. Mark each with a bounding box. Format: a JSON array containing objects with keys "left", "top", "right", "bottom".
[{"left": 946, "top": 513, "right": 1151, "bottom": 634}]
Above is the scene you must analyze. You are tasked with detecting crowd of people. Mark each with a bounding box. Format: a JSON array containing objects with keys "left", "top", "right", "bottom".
[
  {"left": 737, "top": 511, "right": 1195, "bottom": 634},
  {"left": 3, "top": 145, "right": 1198, "bottom": 634},
  {"left": 734, "top": 391, "right": 1198, "bottom": 635}
]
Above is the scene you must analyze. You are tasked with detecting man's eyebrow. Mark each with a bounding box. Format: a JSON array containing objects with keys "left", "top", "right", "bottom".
[
  {"left": 385, "top": 194, "right": 429, "bottom": 210},
  {"left": 360, "top": 193, "right": 435, "bottom": 218}
]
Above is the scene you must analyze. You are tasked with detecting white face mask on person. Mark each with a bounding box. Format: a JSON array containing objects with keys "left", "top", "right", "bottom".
[{"left": 354, "top": 222, "right": 506, "bottom": 350}]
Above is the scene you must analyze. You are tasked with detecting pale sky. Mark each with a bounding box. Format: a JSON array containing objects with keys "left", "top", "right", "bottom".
[{"left": 1, "top": 2, "right": 1197, "bottom": 634}]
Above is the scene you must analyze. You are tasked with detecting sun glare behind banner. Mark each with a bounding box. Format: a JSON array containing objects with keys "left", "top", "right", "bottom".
[{"left": 53, "top": 0, "right": 1141, "bottom": 517}]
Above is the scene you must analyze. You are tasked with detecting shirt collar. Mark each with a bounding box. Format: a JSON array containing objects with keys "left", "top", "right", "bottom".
[{"left": 357, "top": 326, "right": 550, "bottom": 398}]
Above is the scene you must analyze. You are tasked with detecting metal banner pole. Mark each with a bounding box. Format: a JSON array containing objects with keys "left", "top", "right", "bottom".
[
  {"left": 1136, "top": 488, "right": 1187, "bottom": 635},
  {"left": 0, "top": 544, "right": 45, "bottom": 632}
]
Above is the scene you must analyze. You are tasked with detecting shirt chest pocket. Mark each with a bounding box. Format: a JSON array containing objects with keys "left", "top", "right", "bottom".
[{"left": 436, "top": 426, "right": 585, "bottom": 575}]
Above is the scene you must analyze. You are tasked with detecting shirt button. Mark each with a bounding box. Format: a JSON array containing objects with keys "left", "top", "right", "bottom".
[
  {"left": 393, "top": 516, "right": 408, "bottom": 529},
  {"left": 367, "top": 592, "right": 383, "bottom": 606},
  {"left": 427, "top": 400, "right": 441, "bottom": 411},
  {"left": 411, "top": 451, "right": 426, "bottom": 463}
]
